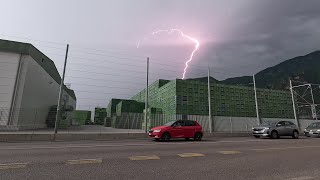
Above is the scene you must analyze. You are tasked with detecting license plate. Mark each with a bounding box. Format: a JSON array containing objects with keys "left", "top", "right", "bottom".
[
  {"left": 148, "top": 133, "right": 151, "bottom": 135},
  {"left": 254, "top": 131, "right": 259, "bottom": 133},
  {"left": 309, "top": 132, "right": 313, "bottom": 135}
]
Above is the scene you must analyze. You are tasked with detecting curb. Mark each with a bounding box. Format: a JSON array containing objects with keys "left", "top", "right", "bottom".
[{"left": 0, "top": 132, "right": 253, "bottom": 142}]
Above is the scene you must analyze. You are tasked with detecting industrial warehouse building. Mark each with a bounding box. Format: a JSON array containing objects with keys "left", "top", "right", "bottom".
[
  {"left": 75, "top": 110, "right": 91, "bottom": 125},
  {"left": 105, "top": 78, "right": 294, "bottom": 129},
  {"left": 0, "top": 39, "right": 76, "bottom": 129}
]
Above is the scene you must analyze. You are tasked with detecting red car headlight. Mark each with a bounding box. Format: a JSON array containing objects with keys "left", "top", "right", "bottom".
[{"left": 153, "top": 129, "right": 161, "bottom": 133}]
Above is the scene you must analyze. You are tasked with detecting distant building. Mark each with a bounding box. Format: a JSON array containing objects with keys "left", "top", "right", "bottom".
[
  {"left": 131, "top": 79, "right": 294, "bottom": 118},
  {"left": 0, "top": 39, "right": 76, "bottom": 129},
  {"left": 94, "top": 107, "right": 107, "bottom": 125},
  {"left": 75, "top": 110, "right": 91, "bottom": 125},
  {"left": 106, "top": 78, "right": 295, "bottom": 129}
]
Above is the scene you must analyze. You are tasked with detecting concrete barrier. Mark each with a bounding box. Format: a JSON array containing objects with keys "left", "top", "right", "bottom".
[
  {"left": 0, "top": 133, "right": 149, "bottom": 142},
  {"left": 0, "top": 130, "right": 308, "bottom": 142}
]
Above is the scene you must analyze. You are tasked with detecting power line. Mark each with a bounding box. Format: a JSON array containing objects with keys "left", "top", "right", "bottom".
[
  {"left": 70, "top": 84, "right": 141, "bottom": 90},
  {"left": 69, "top": 59, "right": 145, "bottom": 69},
  {"left": 68, "top": 53, "right": 145, "bottom": 63},
  {"left": 68, "top": 54, "right": 145, "bottom": 65},
  {"left": 66, "top": 69, "right": 145, "bottom": 76},
  {"left": 70, "top": 79, "right": 146, "bottom": 86},
  {"left": 66, "top": 73, "right": 145, "bottom": 80},
  {"left": 77, "top": 98, "right": 109, "bottom": 101},
  {"left": 67, "top": 65, "right": 146, "bottom": 74},
  {"left": 0, "top": 33, "right": 66, "bottom": 46},
  {"left": 1, "top": 33, "right": 269, "bottom": 77},
  {"left": 69, "top": 76, "right": 145, "bottom": 85},
  {"left": 71, "top": 47, "right": 146, "bottom": 59},
  {"left": 76, "top": 91, "right": 135, "bottom": 96},
  {"left": 46, "top": 54, "right": 246, "bottom": 78},
  {"left": 0, "top": 62, "right": 18, "bottom": 65}
]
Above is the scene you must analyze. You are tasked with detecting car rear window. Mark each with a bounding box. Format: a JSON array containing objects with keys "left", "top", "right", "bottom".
[{"left": 308, "top": 123, "right": 320, "bottom": 128}]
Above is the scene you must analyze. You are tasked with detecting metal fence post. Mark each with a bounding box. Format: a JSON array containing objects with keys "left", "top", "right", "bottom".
[
  {"left": 290, "top": 80, "right": 300, "bottom": 130},
  {"left": 144, "top": 57, "right": 149, "bottom": 133},
  {"left": 230, "top": 117, "right": 233, "bottom": 134},
  {"left": 207, "top": 67, "right": 212, "bottom": 133},
  {"left": 246, "top": 118, "right": 248, "bottom": 132},
  {"left": 253, "top": 74, "right": 261, "bottom": 125},
  {"left": 53, "top": 44, "right": 69, "bottom": 140}
]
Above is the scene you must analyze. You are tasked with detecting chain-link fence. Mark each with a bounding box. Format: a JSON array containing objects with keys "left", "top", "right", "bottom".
[
  {"left": 1, "top": 107, "right": 317, "bottom": 135},
  {"left": 1, "top": 35, "right": 319, "bottom": 140}
]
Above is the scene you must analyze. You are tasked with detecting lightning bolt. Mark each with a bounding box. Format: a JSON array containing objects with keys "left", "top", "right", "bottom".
[{"left": 138, "top": 29, "right": 200, "bottom": 79}]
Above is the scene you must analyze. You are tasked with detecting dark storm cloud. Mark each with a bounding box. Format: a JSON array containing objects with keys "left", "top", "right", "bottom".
[
  {"left": 193, "top": 0, "right": 320, "bottom": 80},
  {"left": 1, "top": 0, "right": 320, "bottom": 108}
]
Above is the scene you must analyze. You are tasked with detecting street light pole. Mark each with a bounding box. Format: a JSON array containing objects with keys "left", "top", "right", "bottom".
[{"left": 53, "top": 44, "right": 69, "bottom": 140}]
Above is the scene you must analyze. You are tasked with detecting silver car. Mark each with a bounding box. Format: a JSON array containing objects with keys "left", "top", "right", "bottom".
[
  {"left": 304, "top": 122, "right": 320, "bottom": 137},
  {"left": 252, "top": 121, "right": 299, "bottom": 139}
]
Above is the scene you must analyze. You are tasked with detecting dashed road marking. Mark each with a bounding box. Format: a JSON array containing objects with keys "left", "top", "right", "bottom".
[
  {"left": 129, "top": 155, "right": 160, "bottom": 161},
  {"left": 0, "top": 139, "right": 274, "bottom": 150},
  {"left": 0, "top": 163, "right": 28, "bottom": 170},
  {"left": 66, "top": 159, "right": 102, "bottom": 165},
  {"left": 177, "top": 153, "right": 205, "bottom": 158},
  {"left": 253, "top": 145, "right": 320, "bottom": 152},
  {"left": 285, "top": 176, "right": 314, "bottom": 180},
  {"left": 218, "top": 151, "right": 241, "bottom": 155}
]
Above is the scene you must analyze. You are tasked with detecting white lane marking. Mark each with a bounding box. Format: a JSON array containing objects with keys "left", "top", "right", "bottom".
[
  {"left": 66, "top": 159, "right": 102, "bottom": 165},
  {"left": 177, "top": 153, "right": 205, "bottom": 158},
  {"left": 0, "top": 139, "right": 264, "bottom": 150},
  {"left": 285, "top": 176, "right": 314, "bottom": 180},
  {"left": 253, "top": 145, "right": 320, "bottom": 151},
  {"left": 0, "top": 163, "right": 28, "bottom": 170},
  {"left": 1, "top": 138, "right": 319, "bottom": 151},
  {"left": 218, "top": 151, "right": 241, "bottom": 155},
  {"left": 129, "top": 155, "right": 160, "bottom": 161}
]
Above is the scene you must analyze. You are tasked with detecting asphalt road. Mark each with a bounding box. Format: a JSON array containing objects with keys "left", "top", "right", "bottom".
[{"left": 1, "top": 136, "right": 320, "bottom": 180}]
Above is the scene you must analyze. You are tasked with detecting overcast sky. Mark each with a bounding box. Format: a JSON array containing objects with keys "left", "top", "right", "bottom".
[{"left": 1, "top": 0, "right": 320, "bottom": 110}]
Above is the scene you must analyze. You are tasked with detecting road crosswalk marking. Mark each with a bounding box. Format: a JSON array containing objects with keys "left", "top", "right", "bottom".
[
  {"left": 66, "top": 159, "right": 102, "bottom": 165},
  {"left": 177, "top": 153, "right": 205, "bottom": 158},
  {"left": 218, "top": 151, "right": 241, "bottom": 155},
  {"left": 0, "top": 163, "right": 28, "bottom": 170},
  {"left": 129, "top": 155, "right": 160, "bottom": 161}
]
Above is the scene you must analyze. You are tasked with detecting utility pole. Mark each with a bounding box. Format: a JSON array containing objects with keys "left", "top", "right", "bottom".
[
  {"left": 309, "top": 84, "right": 318, "bottom": 120},
  {"left": 207, "top": 67, "right": 212, "bottom": 133},
  {"left": 253, "top": 75, "right": 261, "bottom": 125},
  {"left": 53, "top": 44, "right": 69, "bottom": 140},
  {"left": 144, "top": 57, "right": 149, "bottom": 133},
  {"left": 290, "top": 80, "right": 299, "bottom": 129}
]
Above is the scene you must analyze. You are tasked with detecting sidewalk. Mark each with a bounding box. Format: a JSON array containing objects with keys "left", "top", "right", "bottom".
[{"left": 0, "top": 125, "right": 145, "bottom": 134}]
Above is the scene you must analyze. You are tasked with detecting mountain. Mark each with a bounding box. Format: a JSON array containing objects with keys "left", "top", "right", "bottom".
[
  {"left": 221, "top": 51, "right": 320, "bottom": 89},
  {"left": 254, "top": 50, "right": 320, "bottom": 89},
  {"left": 187, "top": 76, "right": 219, "bottom": 83}
]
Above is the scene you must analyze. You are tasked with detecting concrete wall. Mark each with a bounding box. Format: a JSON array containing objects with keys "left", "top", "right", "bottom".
[
  {"left": 10, "top": 55, "right": 76, "bottom": 129},
  {"left": 211, "top": 117, "right": 316, "bottom": 132},
  {"left": 0, "top": 52, "right": 20, "bottom": 125},
  {"left": 149, "top": 115, "right": 316, "bottom": 133}
]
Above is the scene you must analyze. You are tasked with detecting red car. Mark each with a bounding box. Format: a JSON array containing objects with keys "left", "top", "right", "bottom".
[{"left": 148, "top": 120, "right": 203, "bottom": 141}]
